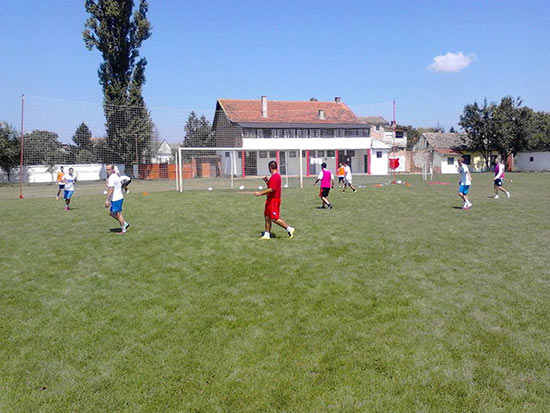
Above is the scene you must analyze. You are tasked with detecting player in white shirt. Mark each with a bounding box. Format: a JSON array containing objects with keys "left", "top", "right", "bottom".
[
  {"left": 105, "top": 163, "right": 129, "bottom": 234},
  {"left": 457, "top": 157, "right": 472, "bottom": 209},
  {"left": 342, "top": 161, "right": 356, "bottom": 192},
  {"left": 62, "top": 167, "right": 77, "bottom": 211}
]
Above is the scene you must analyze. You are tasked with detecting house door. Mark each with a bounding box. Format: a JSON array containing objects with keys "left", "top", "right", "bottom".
[
  {"left": 245, "top": 151, "right": 257, "bottom": 176},
  {"left": 364, "top": 154, "right": 369, "bottom": 173}
]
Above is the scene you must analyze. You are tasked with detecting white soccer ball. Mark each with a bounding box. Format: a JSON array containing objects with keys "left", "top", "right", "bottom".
[
  {"left": 397, "top": 180, "right": 402, "bottom": 184},
  {"left": 510, "top": 179, "right": 513, "bottom": 183},
  {"left": 239, "top": 185, "right": 245, "bottom": 190},
  {"left": 258, "top": 185, "right": 263, "bottom": 190},
  {"left": 284, "top": 184, "right": 288, "bottom": 188},
  {"left": 208, "top": 187, "right": 213, "bottom": 191},
  {"left": 103, "top": 190, "right": 108, "bottom": 195}
]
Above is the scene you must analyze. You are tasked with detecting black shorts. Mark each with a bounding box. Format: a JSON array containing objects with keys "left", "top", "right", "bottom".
[
  {"left": 338, "top": 177, "right": 344, "bottom": 183},
  {"left": 320, "top": 187, "right": 330, "bottom": 198},
  {"left": 494, "top": 178, "right": 503, "bottom": 187}
]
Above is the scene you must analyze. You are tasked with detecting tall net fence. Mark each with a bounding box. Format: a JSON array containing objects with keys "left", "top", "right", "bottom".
[{"left": 1, "top": 96, "right": 213, "bottom": 199}]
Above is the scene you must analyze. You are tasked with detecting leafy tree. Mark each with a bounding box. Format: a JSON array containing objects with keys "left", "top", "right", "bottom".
[
  {"left": 72, "top": 122, "right": 93, "bottom": 151},
  {"left": 23, "top": 130, "right": 65, "bottom": 181},
  {"left": 527, "top": 111, "right": 550, "bottom": 150},
  {"left": 449, "top": 126, "right": 457, "bottom": 133},
  {"left": 459, "top": 99, "right": 497, "bottom": 170},
  {"left": 0, "top": 122, "right": 20, "bottom": 183},
  {"left": 84, "top": 0, "right": 153, "bottom": 176},
  {"left": 492, "top": 96, "right": 531, "bottom": 159}
]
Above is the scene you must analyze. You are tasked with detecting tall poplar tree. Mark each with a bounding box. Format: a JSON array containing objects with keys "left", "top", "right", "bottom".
[{"left": 83, "top": 0, "right": 153, "bottom": 175}]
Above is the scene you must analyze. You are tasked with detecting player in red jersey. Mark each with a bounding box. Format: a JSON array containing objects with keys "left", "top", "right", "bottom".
[{"left": 254, "top": 160, "right": 295, "bottom": 240}]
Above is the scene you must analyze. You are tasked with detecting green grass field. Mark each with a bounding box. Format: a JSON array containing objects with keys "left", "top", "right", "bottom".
[{"left": 1, "top": 173, "right": 550, "bottom": 412}]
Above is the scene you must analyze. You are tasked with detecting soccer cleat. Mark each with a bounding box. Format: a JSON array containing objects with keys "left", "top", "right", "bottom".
[
  {"left": 124, "top": 222, "right": 130, "bottom": 231},
  {"left": 56, "top": 196, "right": 59, "bottom": 200},
  {"left": 64, "top": 207, "right": 69, "bottom": 211},
  {"left": 288, "top": 227, "right": 295, "bottom": 239},
  {"left": 353, "top": 189, "right": 357, "bottom": 192},
  {"left": 259, "top": 232, "right": 270, "bottom": 240},
  {"left": 506, "top": 192, "right": 510, "bottom": 198},
  {"left": 328, "top": 204, "right": 333, "bottom": 210},
  {"left": 493, "top": 195, "right": 499, "bottom": 199}
]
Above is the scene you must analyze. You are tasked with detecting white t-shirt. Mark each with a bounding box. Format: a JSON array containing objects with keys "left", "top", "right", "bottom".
[
  {"left": 344, "top": 165, "right": 352, "bottom": 179},
  {"left": 459, "top": 164, "right": 471, "bottom": 185},
  {"left": 108, "top": 173, "right": 124, "bottom": 202},
  {"left": 64, "top": 173, "right": 77, "bottom": 191}
]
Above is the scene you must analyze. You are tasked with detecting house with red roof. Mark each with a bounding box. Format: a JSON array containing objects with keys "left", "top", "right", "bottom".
[{"left": 211, "top": 96, "right": 390, "bottom": 177}]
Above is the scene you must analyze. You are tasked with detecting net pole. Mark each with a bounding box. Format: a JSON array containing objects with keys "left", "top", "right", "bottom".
[
  {"left": 230, "top": 151, "right": 234, "bottom": 189},
  {"left": 19, "top": 94, "right": 25, "bottom": 199},
  {"left": 174, "top": 150, "right": 179, "bottom": 191},
  {"left": 299, "top": 149, "right": 303, "bottom": 188},
  {"left": 178, "top": 147, "right": 183, "bottom": 192}
]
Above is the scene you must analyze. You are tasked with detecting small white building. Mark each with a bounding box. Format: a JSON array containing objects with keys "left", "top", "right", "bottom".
[{"left": 515, "top": 151, "right": 550, "bottom": 171}]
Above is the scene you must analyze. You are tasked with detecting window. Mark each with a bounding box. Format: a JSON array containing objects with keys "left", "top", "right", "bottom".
[
  {"left": 296, "top": 129, "right": 308, "bottom": 138},
  {"left": 318, "top": 150, "right": 325, "bottom": 157},
  {"left": 244, "top": 128, "right": 256, "bottom": 138},
  {"left": 289, "top": 151, "right": 296, "bottom": 158},
  {"left": 376, "top": 124, "right": 380, "bottom": 131},
  {"left": 262, "top": 129, "right": 272, "bottom": 138},
  {"left": 321, "top": 129, "right": 334, "bottom": 138},
  {"left": 238, "top": 151, "right": 242, "bottom": 158},
  {"left": 269, "top": 151, "right": 277, "bottom": 158},
  {"left": 395, "top": 131, "right": 404, "bottom": 139},
  {"left": 462, "top": 155, "right": 471, "bottom": 165},
  {"left": 530, "top": 156, "right": 534, "bottom": 162},
  {"left": 283, "top": 129, "right": 295, "bottom": 138},
  {"left": 344, "top": 129, "right": 359, "bottom": 137},
  {"left": 273, "top": 129, "right": 283, "bottom": 138},
  {"left": 259, "top": 151, "right": 267, "bottom": 158},
  {"left": 327, "top": 150, "right": 335, "bottom": 157},
  {"left": 376, "top": 151, "right": 382, "bottom": 158},
  {"left": 310, "top": 129, "right": 320, "bottom": 137},
  {"left": 347, "top": 150, "right": 355, "bottom": 157},
  {"left": 225, "top": 152, "right": 230, "bottom": 158},
  {"left": 447, "top": 157, "right": 454, "bottom": 165}
]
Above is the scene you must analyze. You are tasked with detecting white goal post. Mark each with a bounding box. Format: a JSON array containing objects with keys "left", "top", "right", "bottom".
[{"left": 175, "top": 147, "right": 302, "bottom": 192}]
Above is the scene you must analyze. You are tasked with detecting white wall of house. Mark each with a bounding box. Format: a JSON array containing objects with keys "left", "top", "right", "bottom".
[
  {"left": 435, "top": 153, "right": 459, "bottom": 174},
  {"left": 515, "top": 152, "right": 550, "bottom": 171}
]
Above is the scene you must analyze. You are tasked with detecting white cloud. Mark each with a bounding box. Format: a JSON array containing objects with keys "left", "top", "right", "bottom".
[{"left": 428, "top": 52, "right": 476, "bottom": 73}]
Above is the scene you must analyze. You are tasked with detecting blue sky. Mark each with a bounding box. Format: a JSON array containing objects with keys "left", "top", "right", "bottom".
[{"left": 1, "top": 0, "right": 549, "bottom": 143}]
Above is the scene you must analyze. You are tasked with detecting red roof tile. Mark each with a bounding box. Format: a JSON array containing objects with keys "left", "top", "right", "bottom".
[{"left": 218, "top": 99, "right": 360, "bottom": 124}]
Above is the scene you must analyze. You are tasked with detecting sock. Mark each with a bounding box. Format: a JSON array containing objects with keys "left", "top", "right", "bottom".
[{"left": 287, "top": 227, "right": 294, "bottom": 233}]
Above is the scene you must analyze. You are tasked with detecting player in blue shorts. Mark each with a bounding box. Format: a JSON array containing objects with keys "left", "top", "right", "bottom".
[
  {"left": 105, "top": 163, "right": 129, "bottom": 234},
  {"left": 457, "top": 157, "right": 472, "bottom": 209}
]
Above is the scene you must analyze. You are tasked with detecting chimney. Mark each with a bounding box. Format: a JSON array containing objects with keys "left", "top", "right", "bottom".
[
  {"left": 261, "top": 96, "right": 268, "bottom": 118},
  {"left": 334, "top": 97, "right": 341, "bottom": 103},
  {"left": 318, "top": 109, "right": 325, "bottom": 120}
]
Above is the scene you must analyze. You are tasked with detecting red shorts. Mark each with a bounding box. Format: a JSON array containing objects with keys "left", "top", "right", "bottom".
[{"left": 264, "top": 198, "right": 281, "bottom": 220}]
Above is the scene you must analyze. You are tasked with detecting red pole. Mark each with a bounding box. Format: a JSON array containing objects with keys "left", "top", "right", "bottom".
[
  {"left": 276, "top": 150, "right": 280, "bottom": 168},
  {"left": 241, "top": 151, "right": 246, "bottom": 178},
  {"left": 19, "top": 94, "right": 25, "bottom": 199},
  {"left": 335, "top": 150, "right": 339, "bottom": 172},
  {"left": 306, "top": 150, "right": 310, "bottom": 177}
]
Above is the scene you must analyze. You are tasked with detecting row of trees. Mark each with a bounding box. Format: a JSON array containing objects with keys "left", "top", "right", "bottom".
[{"left": 403, "top": 97, "right": 550, "bottom": 170}]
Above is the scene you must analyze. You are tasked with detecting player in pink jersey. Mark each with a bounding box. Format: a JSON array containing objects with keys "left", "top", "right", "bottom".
[
  {"left": 255, "top": 160, "right": 295, "bottom": 240},
  {"left": 313, "top": 162, "right": 334, "bottom": 209}
]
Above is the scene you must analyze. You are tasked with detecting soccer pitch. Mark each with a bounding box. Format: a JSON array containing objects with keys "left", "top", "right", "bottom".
[{"left": 1, "top": 173, "right": 550, "bottom": 411}]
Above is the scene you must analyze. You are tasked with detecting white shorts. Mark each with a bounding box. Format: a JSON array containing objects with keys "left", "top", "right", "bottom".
[{"left": 344, "top": 177, "right": 352, "bottom": 185}]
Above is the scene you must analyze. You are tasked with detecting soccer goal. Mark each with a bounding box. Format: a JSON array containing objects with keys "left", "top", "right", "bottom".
[{"left": 175, "top": 147, "right": 303, "bottom": 191}]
